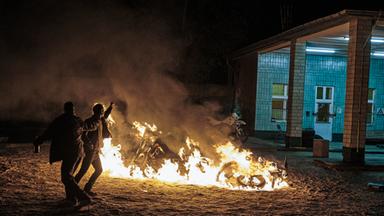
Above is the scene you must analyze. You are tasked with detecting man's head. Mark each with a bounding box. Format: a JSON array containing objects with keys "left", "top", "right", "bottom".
[
  {"left": 64, "top": 101, "right": 74, "bottom": 114},
  {"left": 93, "top": 103, "right": 104, "bottom": 117}
]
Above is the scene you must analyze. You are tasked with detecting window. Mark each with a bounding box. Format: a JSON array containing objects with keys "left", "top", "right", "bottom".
[
  {"left": 317, "top": 103, "right": 331, "bottom": 123},
  {"left": 367, "top": 88, "right": 375, "bottom": 124},
  {"left": 272, "top": 84, "right": 288, "bottom": 121},
  {"left": 316, "top": 87, "right": 323, "bottom": 99},
  {"left": 325, "top": 87, "right": 332, "bottom": 100},
  {"left": 316, "top": 86, "right": 333, "bottom": 100}
]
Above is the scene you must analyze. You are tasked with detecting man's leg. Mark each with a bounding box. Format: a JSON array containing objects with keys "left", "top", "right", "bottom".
[
  {"left": 84, "top": 153, "right": 103, "bottom": 194},
  {"left": 74, "top": 151, "right": 93, "bottom": 183},
  {"left": 61, "top": 156, "right": 91, "bottom": 205},
  {"left": 61, "top": 156, "right": 78, "bottom": 200}
]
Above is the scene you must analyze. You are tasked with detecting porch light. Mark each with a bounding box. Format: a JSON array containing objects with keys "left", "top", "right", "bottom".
[
  {"left": 306, "top": 47, "right": 335, "bottom": 53},
  {"left": 371, "top": 38, "right": 384, "bottom": 43},
  {"left": 372, "top": 51, "right": 384, "bottom": 57},
  {"left": 343, "top": 37, "right": 384, "bottom": 43}
]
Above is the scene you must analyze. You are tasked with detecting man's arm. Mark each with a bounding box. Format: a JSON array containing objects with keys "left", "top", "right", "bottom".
[
  {"left": 81, "top": 117, "right": 100, "bottom": 131},
  {"left": 104, "top": 102, "right": 114, "bottom": 119},
  {"left": 33, "top": 119, "right": 56, "bottom": 145}
]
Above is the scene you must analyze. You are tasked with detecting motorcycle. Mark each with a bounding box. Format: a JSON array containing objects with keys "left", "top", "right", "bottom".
[
  {"left": 216, "top": 157, "right": 288, "bottom": 189},
  {"left": 130, "top": 129, "right": 186, "bottom": 176},
  {"left": 229, "top": 113, "right": 248, "bottom": 143},
  {"left": 208, "top": 113, "right": 249, "bottom": 144}
]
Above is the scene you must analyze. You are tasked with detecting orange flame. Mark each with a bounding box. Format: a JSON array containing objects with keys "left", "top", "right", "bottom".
[{"left": 100, "top": 121, "right": 288, "bottom": 191}]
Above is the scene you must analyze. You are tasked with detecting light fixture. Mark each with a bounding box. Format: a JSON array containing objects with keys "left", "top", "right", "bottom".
[
  {"left": 372, "top": 51, "right": 384, "bottom": 56},
  {"left": 342, "top": 36, "right": 384, "bottom": 43},
  {"left": 371, "top": 38, "right": 384, "bottom": 43},
  {"left": 306, "top": 47, "right": 335, "bottom": 53}
]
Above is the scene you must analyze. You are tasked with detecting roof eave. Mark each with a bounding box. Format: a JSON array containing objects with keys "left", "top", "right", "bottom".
[{"left": 232, "top": 9, "right": 383, "bottom": 59}]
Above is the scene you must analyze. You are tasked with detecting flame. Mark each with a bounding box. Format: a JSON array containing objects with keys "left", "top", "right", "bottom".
[{"left": 100, "top": 121, "right": 289, "bottom": 191}]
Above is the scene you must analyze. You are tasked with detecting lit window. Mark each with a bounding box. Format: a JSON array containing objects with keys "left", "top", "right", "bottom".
[
  {"left": 317, "top": 103, "right": 331, "bottom": 123},
  {"left": 367, "top": 88, "right": 375, "bottom": 124},
  {"left": 272, "top": 84, "right": 285, "bottom": 96},
  {"left": 325, "top": 87, "right": 332, "bottom": 100},
  {"left": 316, "top": 86, "right": 333, "bottom": 100},
  {"left": 272, "top": 84, "right": 288, "bottom": 121},
  {"left": 316, "top": 87, "right": 323, "bottom": 99}
]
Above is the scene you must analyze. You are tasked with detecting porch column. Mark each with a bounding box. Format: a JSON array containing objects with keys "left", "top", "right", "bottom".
[
  {"left": 343, "top": 17, "right": 373, "bottom": 164},
  {"left": 285, "top": 40, "right": 306, "bottom": 147}
]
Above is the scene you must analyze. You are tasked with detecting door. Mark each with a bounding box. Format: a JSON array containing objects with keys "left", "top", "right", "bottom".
[{"left": 314, "top": 86, "right": 334, "bottom": 141}]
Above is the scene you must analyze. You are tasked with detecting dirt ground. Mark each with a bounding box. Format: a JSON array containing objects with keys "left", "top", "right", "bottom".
[{"left": 1, "top": 143, "right": 383, "bottom": 216}]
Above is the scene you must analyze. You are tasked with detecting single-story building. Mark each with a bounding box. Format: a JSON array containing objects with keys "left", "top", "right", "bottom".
[{"left": 231, "top": 10, "right": 384, "bottom": 164}]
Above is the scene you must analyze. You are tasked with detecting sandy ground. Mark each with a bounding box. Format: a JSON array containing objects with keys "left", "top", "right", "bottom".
[{"left": 1, "top": 143, "right": 384, "bottom": 216}]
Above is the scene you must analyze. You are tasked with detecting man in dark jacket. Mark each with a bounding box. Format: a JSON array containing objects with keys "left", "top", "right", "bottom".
[
  {"left": 34, "top": 101, "right": 100, "bottom": 207},
  {"left": 75, "top": 102, "right": 113, "bottom": 196}
]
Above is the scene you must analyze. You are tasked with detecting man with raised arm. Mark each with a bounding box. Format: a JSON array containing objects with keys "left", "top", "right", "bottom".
[{"left": 75, "top": 102, "right": 114, "bottom": 196}]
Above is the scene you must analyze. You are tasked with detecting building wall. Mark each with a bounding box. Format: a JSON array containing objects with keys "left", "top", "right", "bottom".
[
  {"left": 367, "top": 58, "right": 384, "bottom": 137},
  {"left": 256, "top": 52, "right": 289, "bottom": 131},
  {"left": 255, "top": 51, "right": 384, "bottom": 138}
]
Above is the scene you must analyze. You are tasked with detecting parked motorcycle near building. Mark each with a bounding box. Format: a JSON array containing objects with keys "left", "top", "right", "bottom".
[{"left": 208, "top": 112, "right": 249, "bottom": 144}]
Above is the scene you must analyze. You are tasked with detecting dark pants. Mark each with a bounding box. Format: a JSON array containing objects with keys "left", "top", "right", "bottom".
[
  {"left": 61, "top": 156, "right": 88, "bottom": 200},
  {"left": 75, "top": 150, "right": 103, "bottom": 192}
]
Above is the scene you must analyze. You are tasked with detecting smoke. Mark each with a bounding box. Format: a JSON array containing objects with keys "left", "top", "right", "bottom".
[
  {"left": 0, "top": 1, "right": 230, "bottom": 158},
  {"left": 1, "top": 1, "right": 179, "bottom": 120}
]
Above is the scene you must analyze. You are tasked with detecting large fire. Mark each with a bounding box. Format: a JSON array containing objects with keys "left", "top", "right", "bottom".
[{"left": 100, "top": 121, "right": 288, "bottom": 191}]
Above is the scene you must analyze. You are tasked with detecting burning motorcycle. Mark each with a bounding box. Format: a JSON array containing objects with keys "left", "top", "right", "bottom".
[
  {"left": 128, "top": 122, "right": 215, "bottom": 179},
  {"left": 124, "top": 121, "right": 287, "bottom": 190},
  {"left": 129, "top": 124, "right": 187, "bottom": 176},
  {"left": 216, "top": 157, "right": 288, "bottom": 189}
]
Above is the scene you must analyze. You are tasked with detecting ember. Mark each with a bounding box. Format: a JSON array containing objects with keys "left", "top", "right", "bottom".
[{"left": 100, "top": 121, "right": 289, "bottom": 191}]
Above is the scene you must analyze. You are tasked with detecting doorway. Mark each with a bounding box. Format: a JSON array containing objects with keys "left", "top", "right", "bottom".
[{"left": 314, "top": 86, "right": 334, "bottom": 141}]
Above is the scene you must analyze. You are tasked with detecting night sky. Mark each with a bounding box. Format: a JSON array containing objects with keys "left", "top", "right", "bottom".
[{"left": 1, "top": 0, "right": 384, "bottom": 84}]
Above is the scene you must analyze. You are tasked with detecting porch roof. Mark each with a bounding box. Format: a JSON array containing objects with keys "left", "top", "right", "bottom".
[{"left": 232, "top": 10, "right": 384, "bottom": 59}]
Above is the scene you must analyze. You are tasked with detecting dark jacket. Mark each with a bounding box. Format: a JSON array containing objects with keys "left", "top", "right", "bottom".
[
  {"left": 82, "top": 105, "right": 113, "bottom": 152},
  {"left": 36, "top": 113, "right": 99, "bottom": 164}
]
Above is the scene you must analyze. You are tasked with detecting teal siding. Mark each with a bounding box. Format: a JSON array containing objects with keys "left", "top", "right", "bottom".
[
  {"left": 303, "top": 55, "right": 347, "bottom": 134},
  {"left": 255, "top": 51, "right": 384, "bottom": 136},
  {"left": 367, "top": 58, "right": 384, "bottom": 137},
  {"left": 255, "top": 52, "right": 289, "bottom": 131}
]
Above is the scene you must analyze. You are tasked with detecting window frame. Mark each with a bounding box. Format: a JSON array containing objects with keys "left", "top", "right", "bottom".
[
  {"left": 367, "top": 88, "right": 375, "bottom": 124},
  {"left": 271, "top": 84, "right": 288, "bottom": 122}
]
